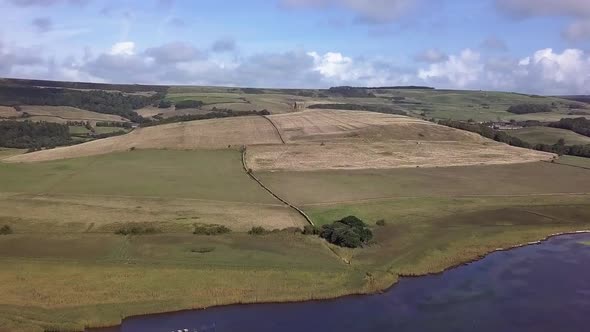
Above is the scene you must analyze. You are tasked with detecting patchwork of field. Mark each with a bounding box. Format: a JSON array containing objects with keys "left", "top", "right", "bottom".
[
  {"left": 502, "top": 126, "right": 590, "bottom": 145},
  {"left": 2, "top": 85, "right": 590, "bottom": 331},
  {"left": 7, "top": 116, "right": 282, "bottom": 162}
]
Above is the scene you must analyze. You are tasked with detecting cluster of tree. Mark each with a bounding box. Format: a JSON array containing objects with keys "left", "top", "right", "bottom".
[
  {"left": 366, "top": 86, "right": 434, "bottom": 90},
  {"left": 307, "top": 103, "right": 407, "bottom": 116},
  {"left": 439, "top": 119, "right": 590, "bottom": 158},
  {"left": 327, "top": 86, "right": 376, "bottom": 98},
  {"left": 95, "top": 121, "right": 132, "bottom": 129},
  {"left": 0, "top": 77, "right": 168, "bottom": 94},
  {"left": 548, "top": 117, "right": 590, "bottom": 137},
  {"left": 174, "top": 100, "right": 205, "bottom": 109},
  {"left": 92, "top": 130, "right": 128, "bottom": 139},
  {"left": 241, "top": 88, "right": 266, "bottom": 94},
  {"left": 0, "top": 85, "right": 162, "bottom": 123},
  {"left": 534, "top": 139, "right": 590, "bottom": 158},
  {"left": 157, "top": 100, "right": 173, "bottom": 108},
  {"left": 0, "top": 120, "right": 71, "bottom": 149},
  {"left": 319, "top": 216, "right": 373, "bottom": 248},
  {"left": 506, "top": 103, "right": 552, "bottom": 114},
  {"left": 141, "top": 109, "right": 270, "bottom": 127}
]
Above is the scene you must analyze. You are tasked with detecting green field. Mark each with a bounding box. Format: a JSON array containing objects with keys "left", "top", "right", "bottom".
[
  {"left": 502, "top": 126, "right": 590, "bottom": 145},
  {"left": 555, "top": 155, "right": 590, "bottom": 169},
  {"left": 257, "top": 162, "right": 590, "bottom": 205}
]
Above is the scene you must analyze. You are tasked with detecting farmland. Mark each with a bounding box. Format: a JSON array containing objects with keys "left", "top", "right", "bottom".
[
  {"left": 1, "top": 82, "right": 590, "bottom": 331},
  {"left": 503, "top": 126, "right": 590, "bottom": 145}
]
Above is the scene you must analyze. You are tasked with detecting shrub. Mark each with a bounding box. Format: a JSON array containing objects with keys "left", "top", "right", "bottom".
[
  {"left": 303, "top": 224, "right": 320, "bottom": 235},
  {"left": 319, "top": 216, "right": 373, "bottom": 248},
  {"left": 248, "top": 226, "right": 270, "bottom": 235},
  {"left": 376, "top": 219, "right": 386, "bottom": 226},
  {"left": 115, "top": 224, "right": 160, "bottom": 235},
  {"left": 507, "top": 103, "right": 551, "bottom": 114},
  {"left": 0, "top": 225, "right": 13, "bottom": 235},
  {"left": 193, "top": 224, "right": 231, "bottom": 235},
  {"left": 158, "top": 100, "right": 172, "bottom": 108},
  {"left": 190, "top": 247, "right": 215, "bottom": 254}
]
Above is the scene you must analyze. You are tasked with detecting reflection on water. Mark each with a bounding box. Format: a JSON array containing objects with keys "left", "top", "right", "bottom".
[{"left": 96, "top": 234, "right": 590, "bottom": 332}]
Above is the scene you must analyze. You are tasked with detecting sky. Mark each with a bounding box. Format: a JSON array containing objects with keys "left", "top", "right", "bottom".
[{"left": 0, "top": 0, "right": 589, "bottom": 94}]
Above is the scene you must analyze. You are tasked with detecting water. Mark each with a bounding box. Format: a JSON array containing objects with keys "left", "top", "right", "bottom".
[{"left": 98, "top": 234, "right": 590, "bottom": 332}]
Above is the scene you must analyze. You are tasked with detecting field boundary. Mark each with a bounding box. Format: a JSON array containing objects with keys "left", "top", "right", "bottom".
[
  {"left": 241, "top": 148, "right": 314, "bottom": 226},
  {"left": 260, "top": 115, "right": 286, "bottom": 144},
  {"left": 548, "top": 160, "right": 590, "bottom": 171}
]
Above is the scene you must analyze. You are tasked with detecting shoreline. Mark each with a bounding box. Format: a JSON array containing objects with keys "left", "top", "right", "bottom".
[{"left": 85, "top": 229, "right": 590, "bottom": 332}]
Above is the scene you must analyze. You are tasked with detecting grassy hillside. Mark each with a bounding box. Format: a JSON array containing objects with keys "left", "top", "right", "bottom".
[{"left": 502, "top": 126, "right": 590, "bottom": 145}]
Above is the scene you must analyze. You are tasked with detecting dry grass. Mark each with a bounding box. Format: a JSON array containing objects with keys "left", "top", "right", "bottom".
[
  {"left": 7, "top": 116, "right": 282, "bottom": 162},
  {"left": 0, "top": 106, "right": 19, "bottom": 118},
  {"left": 268, "top": 109, "right": 487, "bottom": 143},
  {"left": 247, "top": 141, "right": 552, "bottom": 171}
]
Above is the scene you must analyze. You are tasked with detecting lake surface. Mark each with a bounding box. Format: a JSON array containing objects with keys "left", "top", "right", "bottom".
[{"left": 98, "top": 233, "right": 590, "bottom": 332}]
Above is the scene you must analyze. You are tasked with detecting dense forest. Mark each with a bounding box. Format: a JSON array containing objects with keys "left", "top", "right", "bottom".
[
  {"left": 308, "top": 103, "right": 407, "bottom": 115},
  {"left": 327, "top": 86, "right": 376, "bottom": 98},
  {"left": 0, "top": 121, "right": 71, "bottom": 149},
  {"left": 439, "top": 119, "right": 590, "bottom": 158},
  {"left": 174, "top": 100, "right": 205, "bottom": 109},
  {"left": 141, "top": 108, "right": 270, "bottom": 127},
  {"left": 507, "top": 103, "right": 552, "bottom": 114},
  {"left": 549, "top": 117, "right": 590, "bottom": 137},
  {"left": 0, "top": 86, "right": 163, "bottom": 123}
]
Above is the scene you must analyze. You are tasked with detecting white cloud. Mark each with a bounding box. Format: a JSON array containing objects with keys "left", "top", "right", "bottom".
[
  {"left": 109, "top": 41, "right": 135, "bottom": 56},
  {"left": 414, "top": 49, "right": 448, "bottom": 63},
  {"left": 417, "top": 49, "right": 483, "bottom": 88}
]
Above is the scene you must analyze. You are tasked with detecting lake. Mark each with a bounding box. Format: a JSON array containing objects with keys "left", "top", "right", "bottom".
[{"left": 92, "top": 233, "right": 590, "bottom": 332}]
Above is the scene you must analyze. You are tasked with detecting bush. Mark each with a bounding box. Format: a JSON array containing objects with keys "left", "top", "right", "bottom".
[
  {"left": 193, "top": 224, "right": 231, "bottom": 235},
  {"left": 0, "top": 225, "right": 12, "bottom": 235},
  {"left": 115, "top": 224, "right": 161, "bottom": 235},
  {"left": 190, "top": 247, "right": 215, "bottom": 254},
  {"left": 507, "top": 103, "right": 552, "bottom": 114},
  {"left": 376, "top": 219, "right": 386, "bottom": 226},
  {"left": 248, "top": 226, "right": 270, "bottom": 235},
  {"left": 174, "top": 100, "right": 204, "bottom": 109},
  {"left": 158, "top": 100, "right": 172, "bottom": 108},
  {"left": 303, "top": 224, "right": 320, "bottom": 235},
  {"left": 320, "top": 216, "right": 373, "bottom": 248}
]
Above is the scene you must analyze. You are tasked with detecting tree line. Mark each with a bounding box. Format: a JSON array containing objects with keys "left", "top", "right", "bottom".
[
  {"left": 506, "top": 103, "right": 552, "bottom": 114},
  {"left": 0, "top": 85, "right": 164, "bottom": 123},
  {"left": 438, "top": 119, "right": 590, "bottom": 158},
  {"left": 307, "top": 103, "right": 407, "bottom": 115},
  {"left": 0, "top": 120, "right": 71, "bottom": 149},
  {"left": 548, "top": 117, "right": 590, "bottom": 137},
  {"left": 140, "top": 108, "right": 270, "bottom": 127}
]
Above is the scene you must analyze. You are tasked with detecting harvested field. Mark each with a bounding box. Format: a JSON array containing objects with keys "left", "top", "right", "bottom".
[
  {"left": 0, "top": 105, "right": 19, "bottom": 118},
  {"left": 18, "top": 105, "right": 128, "bottom": 122},
  {"left": 247, "top": 141, "right": 553, "bottom": 171},
  {"left": 268, "top": 109, "right": 486, "bottom": 143},
  {"left": 244, "top": 110, "right": 552, "bottom": 171},
  {"left": 7, "top": 116, "right": 282, "bottom": 162}
]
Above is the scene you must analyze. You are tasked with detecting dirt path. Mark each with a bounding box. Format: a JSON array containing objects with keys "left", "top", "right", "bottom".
[{"left": 241, "top": 148, "right": 314, "bottom": 226}]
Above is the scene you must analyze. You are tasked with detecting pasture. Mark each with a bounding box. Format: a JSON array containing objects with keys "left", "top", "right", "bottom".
[
  {"left": 257, "top": 161, "right": 590, "bottom": 205},
  {"left": 503, "top": 126, "right": 590, "bottom": 145}
]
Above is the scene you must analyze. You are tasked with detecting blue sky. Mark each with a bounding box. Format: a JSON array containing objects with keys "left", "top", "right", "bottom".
[{"left": 0, "top": 0, "right": 589, "bottom": 94}]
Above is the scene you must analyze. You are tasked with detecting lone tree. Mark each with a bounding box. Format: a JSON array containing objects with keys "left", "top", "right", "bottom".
[{"left": 320, "top": 216, "right": 372, "bottom": 248}]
